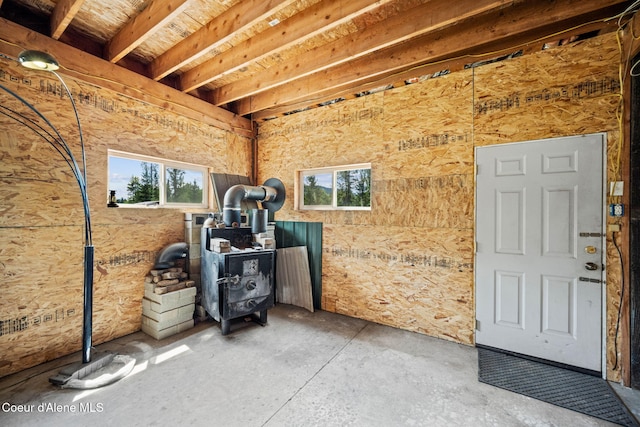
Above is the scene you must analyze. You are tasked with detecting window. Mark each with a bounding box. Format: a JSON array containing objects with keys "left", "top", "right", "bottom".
[
  {"left": 298, "top": 163, "right": 371, "bottom": 210},
  {"left": 108, "top": 150, "right": 208, "bottom": 208}
]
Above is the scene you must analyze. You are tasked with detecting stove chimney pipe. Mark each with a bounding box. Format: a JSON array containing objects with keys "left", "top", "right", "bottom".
[{"left": 222, "top": 178, "right": 285, "bottom": 227}]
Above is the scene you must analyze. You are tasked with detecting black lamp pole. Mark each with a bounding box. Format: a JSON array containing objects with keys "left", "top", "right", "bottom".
[
  {"left": 1, "top": 50, "right": 135, "bottom": 388},
  {"left": 1, "top": 50, "right": 95, "bottom": 366}
]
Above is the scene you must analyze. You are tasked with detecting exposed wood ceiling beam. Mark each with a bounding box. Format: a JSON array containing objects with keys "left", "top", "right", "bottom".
[
  {"left": 1, "top": 0, "right": 629, "bottom": 120},
  {"left": 252, "top": 18, "right": 618, "bottom": 121},
  {"left": 210, "top": 0, "right": 514, "bottom": 106},
  {"left": 0, "top": 18, "right": 252, "bottom": 136},
  {"left": 149, "top": 0, "right": 296, "bottom": 81},
  {"left": 105, "top": 0, "right": 190, "bottom": 63},
  {"left": 50, "top": 0, "right": 85, "bottom": 39},
  {"left": 178, "top": 0, "right": 396, "bottom": 93},
  {"left": 236, "top": 0, "right": 627, "bottom": 116}
]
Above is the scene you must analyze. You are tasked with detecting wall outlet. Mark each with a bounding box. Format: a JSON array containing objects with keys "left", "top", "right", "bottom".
[
  {"left": 609, "top": 203, "right": 624, "bottom": 217},
  {"left": 610, "top": 181, "right": 624, "bottom": 196}
]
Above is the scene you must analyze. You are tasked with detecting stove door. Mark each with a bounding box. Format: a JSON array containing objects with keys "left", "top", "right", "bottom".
[{"left": 222, "top": 251, "right": 274, "bottom": 319}]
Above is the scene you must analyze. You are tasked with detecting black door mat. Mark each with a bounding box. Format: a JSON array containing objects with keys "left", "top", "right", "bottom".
[{"left": 477, "top": 347, "right": 639, "bottom": 426}]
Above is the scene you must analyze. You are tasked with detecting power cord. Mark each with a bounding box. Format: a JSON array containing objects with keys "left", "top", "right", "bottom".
[{"left": 612, "top": 230, "right": 625, "bottom": 371}]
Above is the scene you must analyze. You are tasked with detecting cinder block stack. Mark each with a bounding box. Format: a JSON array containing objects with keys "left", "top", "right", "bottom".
[
  {"left": 184, "top": 212, "right": 209, "bottom": 322},
  {"left": 141, "top": 267, "right": 196, "bottom": 340}
]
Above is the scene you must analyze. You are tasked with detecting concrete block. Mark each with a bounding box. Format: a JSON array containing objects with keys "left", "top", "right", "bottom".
[
  {"left": 141, "top": 319, "right": 194, "bottom": 340},
  {"left": 188, "top": 257, "right": 201, "bottom": 274},
  {"left": 189, "top": 244, "right": 201, "bottom": 261},
  {"left": 144, "top": 286, "right": 196, "bottom": 307},
  {"left": 142, "top": 293, "right": 195, "bottom": 314},
  {"left": 184, "top": 212, "right": 208, "bottom": 244},
  {"left": 142, "top": 304, "right": 194, "bottom": 331},
  {"left": 143, "top": 301, "right": 195, "bottom": 324}
]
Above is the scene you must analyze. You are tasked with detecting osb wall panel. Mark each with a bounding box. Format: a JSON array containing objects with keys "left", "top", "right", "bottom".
[
  {"left": 258, "top": 32, "right": 623, "bottom": 376},
  {"left": 258, "top": 70, "right": 476, "bottom": 343},
  {"left": 473, "top": 36, "right": 619, "bottom": 146},
  {"left": 473, "top": 34, "right": 621, "bottom": 379},
  {"left": 0, "top": 59, "right": 251, "bottom": 377},
  {"left": 258, "top": 93, "right": 386, "bottom": 226},
  {"left": 323, "top": 224, "right": 474, "bottom": 343}
]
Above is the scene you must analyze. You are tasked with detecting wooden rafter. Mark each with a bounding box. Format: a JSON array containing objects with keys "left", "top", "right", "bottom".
[
  {"left": 105, "top": 0, "right": 190, "bottom": 63},
  {"left": 250, "top": 19, "right": 619, "bottom": 121},
  {"left": 148, "top": 0, "right": 296, "bottom": 81},
  {"left": 231, "top": 0, "right": 627, "bottom": 116},
  {"left": 50, "top": 0, "right": 85, "bottom": 39},
  {"left": 0, "top": 0, "right": 630, "bottom": 118},
  {"left": 0, "top": 18, "right": 252, "bottom": 135},
  {"left": 209, "top": 0, "right": 514, "bottom": 105},
  {"left": 178, "top": 0, "right": 397, "bottom": 93}
]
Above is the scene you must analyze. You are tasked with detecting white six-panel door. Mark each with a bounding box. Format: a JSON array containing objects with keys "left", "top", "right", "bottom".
[{"left": 475, "top": 134, "right": 605, "bottom": 372}]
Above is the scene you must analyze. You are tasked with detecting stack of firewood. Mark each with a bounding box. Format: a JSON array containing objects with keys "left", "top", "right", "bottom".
[
  {"left": 145, "top": 267, "right": 194, "bottom": 294},
  {"left": 141, "top": 266, "right": 196, "bottom": 340}
]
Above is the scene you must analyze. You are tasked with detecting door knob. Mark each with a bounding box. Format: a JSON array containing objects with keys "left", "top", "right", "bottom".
[{"left": 585, "top": 262, "right": 598, "bottom": 271}]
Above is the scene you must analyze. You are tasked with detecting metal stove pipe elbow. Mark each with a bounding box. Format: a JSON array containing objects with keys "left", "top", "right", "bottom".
[{"left": 223, "top": 184, "right": 267, "bottom": 226}]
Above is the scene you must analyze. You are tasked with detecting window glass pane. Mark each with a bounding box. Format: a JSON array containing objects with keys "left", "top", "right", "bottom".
[
  {"left": 337, "top": 168, "right": 371, "bottom": 207},
  {"left": 303, "top": 172, "right": 332, "bottom": 206},
  {"left": 166, "top": 167, "right": 204, "bottom": 204},
  {"left": 109, "top": 156, "right": 160, "bottom": 205}
]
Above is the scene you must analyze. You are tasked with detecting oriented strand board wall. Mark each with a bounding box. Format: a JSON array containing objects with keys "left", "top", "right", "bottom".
[
  {"left": 259, "top": 71, "right": 476, "bottom": 345},
  {"left": 0, "top": 59, "right": 252, "bottom": 377},
  {"left": 257, "top": 33, "right": 622, "bottom": 377}
]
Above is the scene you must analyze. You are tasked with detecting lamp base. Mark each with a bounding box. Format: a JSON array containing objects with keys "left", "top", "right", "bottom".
[{"left": 49, "top": 352, "right": 134, "bottom": 389}]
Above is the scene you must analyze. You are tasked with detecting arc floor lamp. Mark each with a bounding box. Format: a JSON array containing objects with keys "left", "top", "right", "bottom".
[{"left": 0, "top": 50, "right": 133, "bottom": 388}]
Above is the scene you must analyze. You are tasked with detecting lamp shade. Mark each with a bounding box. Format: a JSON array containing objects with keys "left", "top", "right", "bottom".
[{"left": 18, "top": 50, "right": 60, "bottom": 71}]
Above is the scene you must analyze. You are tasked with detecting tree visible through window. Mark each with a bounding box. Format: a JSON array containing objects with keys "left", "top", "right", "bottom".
[
  {"left": 126, "top": 161, "right": 159, "bottom": 204},
  {"left": 108, "top": 150, "right": 207, "bottom": 207},
  {"left": 337, "top": 168, "right": 370, "bottom": 207},
  {"left": 299, "top": 164, "right": 371, "bottom": 210},
  {"left": 304, "top": 173, "right": 332, "bottom": 206},
  {"left": 166, "top": 167, "right": 203, "bottom": 204}
]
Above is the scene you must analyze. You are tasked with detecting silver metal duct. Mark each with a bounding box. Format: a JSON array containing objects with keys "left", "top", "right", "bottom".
[
  {"left": 222, "top": 178, "right": 285, "bottom": 226},
  {"left": 154, "top": 242, "right": 189, "bottom": 269}
]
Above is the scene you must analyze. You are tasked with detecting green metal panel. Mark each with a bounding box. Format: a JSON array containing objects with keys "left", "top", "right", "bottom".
[
  {"left": 275, "top": 221, "right": 322, "bottom": 309},
  {"left": 306, "top": 223, "right": 322, "bottom": 310}
]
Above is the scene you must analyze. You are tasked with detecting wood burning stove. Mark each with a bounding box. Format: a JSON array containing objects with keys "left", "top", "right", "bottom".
[
  {"left": 200, "top": 226, "right": 275, "bottom": 335},
  {"left": 200, "top": 176, "right": 284, "bottom": 335}
]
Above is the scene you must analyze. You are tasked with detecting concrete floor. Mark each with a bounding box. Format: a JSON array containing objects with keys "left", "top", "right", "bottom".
[{"left": 0, "top": 304, "right": 638, "bottom": 427}]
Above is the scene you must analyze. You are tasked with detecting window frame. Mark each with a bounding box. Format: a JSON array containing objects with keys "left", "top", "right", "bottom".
[
  {"left": 296, "top": 163, "right": 372, "bottom": 211},
  {"left": 108, "top": 149, "right": 209, "bottom": 209}
]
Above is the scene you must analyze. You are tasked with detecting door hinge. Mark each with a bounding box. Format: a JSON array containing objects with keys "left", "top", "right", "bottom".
[
  {"left": 579, "top": 276, "right": 603, "bottom": 284},
  {"left": 475, "top": 319, "right": 481, "bottom": 331},
  {"left": 579, "top": 232, "right": 604, "bottom": 238}
]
